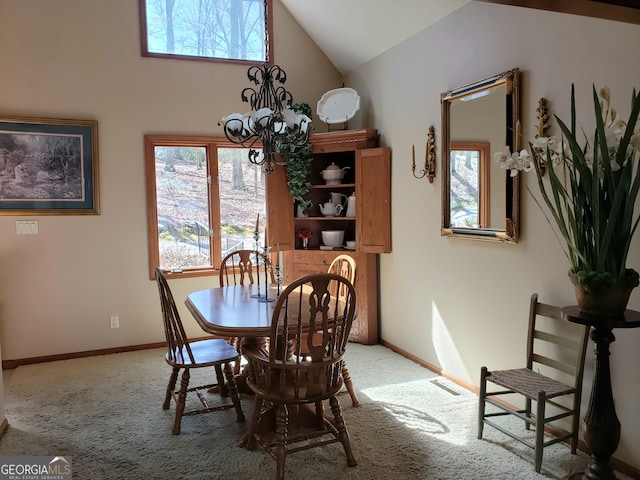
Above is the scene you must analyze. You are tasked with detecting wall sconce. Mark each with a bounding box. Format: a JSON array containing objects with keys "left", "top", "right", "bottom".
[
  {"left": 411, "top": 125, "right": 436, "bottom": 183},
  {"left": 535, "top": 97, "right": 549, "bottom": 176}
]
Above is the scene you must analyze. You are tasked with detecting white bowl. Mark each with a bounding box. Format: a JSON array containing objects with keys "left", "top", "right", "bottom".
[
  {"left": 345, "top": 240, "right": 356, "bottom": 248},
  {"left": 321, "top": 230, "right": 344, "bottom": 247}
]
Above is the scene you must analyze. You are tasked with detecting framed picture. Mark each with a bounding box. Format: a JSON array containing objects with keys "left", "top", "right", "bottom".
[{"left": 0, "top": 115, "right": 99, "bottom": 215}]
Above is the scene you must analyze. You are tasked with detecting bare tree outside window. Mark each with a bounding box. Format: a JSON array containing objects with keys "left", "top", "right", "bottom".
[{"left": 141, "top": 0, "right": 269, "bottom": 62}]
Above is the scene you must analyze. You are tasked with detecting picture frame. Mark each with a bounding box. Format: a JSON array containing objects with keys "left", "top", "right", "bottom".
[{"left": 0, "top": 115, "right": 99, "bottom": 215}]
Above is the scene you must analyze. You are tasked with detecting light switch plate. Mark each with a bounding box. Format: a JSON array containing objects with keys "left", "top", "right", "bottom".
[{"left": 16, "top": 220, "right": 39, "bottom": 234}]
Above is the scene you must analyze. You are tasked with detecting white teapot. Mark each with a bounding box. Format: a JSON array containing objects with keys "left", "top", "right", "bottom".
[{"left": 319, "top": 202, "right": 343, "bottom": 217}]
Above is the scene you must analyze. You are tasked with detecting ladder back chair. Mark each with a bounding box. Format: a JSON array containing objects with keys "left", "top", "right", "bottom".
[
  {"left": 155, "top": 267, "right": 245, "bottom": 435},
  {"left": 478, "top": 293, "right": 590, "bottom": 472},
  {"left": 243, "top": 273, "right": 358, "bottom": 480}
]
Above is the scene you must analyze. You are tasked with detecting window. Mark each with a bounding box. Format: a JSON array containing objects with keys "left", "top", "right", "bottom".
[
  {"left": 145, "top": 135, "right": 266, "bottom": 279},
  {"left": 139, "top": 0, "right": 272, "bottom": 63},
  {"left": 449, "top": 142, "right": 490, "bottom": 229}
]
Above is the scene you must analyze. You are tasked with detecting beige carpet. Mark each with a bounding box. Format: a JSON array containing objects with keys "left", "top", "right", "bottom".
[{"left": 0, "top": 344, "right": 631, "bottom": 480}]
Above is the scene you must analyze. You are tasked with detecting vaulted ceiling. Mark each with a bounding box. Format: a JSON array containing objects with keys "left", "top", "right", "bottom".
[{"left": 279, "top": 0, "right": 640, "bottom": 74}]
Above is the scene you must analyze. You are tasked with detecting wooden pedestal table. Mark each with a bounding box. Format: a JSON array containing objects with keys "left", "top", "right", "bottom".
[{"left": 562, "top": 307, "right": 640, "bottom": 480}]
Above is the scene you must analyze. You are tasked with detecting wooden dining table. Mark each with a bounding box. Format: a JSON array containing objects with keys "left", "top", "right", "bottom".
[{"left": 185, "top": 283, "right": 279, "bottom": 342}]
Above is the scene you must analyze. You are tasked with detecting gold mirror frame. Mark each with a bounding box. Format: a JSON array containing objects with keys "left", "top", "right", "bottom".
[{"left": 440, "top": 68, "right": 520, "bottom": 242}]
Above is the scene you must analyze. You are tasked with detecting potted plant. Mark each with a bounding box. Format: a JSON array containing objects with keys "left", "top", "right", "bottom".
[
  {"left": 278, "top": 103, "right": 313, "bottom": 216},
  {"left": 497, "top": 85, "right": 640, "bottom": 316}
]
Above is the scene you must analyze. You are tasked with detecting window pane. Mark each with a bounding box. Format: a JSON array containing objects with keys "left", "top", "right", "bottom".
[
  {"left": 155, "top": 146, "right": 211, "bottom": 269},
  {"left": 144, "top": 0, "right": 267, "bottom": 62},
  {"left": 218, "top": 148, "right": 265, "bottom": 258},
  {"left": 450, "top": 150, "right": 480, "bottom": 228}
]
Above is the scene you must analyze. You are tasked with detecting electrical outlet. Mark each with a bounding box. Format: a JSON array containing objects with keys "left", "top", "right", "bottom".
[{"left": 109, "top": 315, "right": 119, "bottom": 329}]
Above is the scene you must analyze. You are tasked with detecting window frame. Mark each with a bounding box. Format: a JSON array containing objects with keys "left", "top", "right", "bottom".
[
  {"left": 138, "top": 0, "right": 273, "bottom": 65},
  {"left": 146, "top": 134, "right": 265, "bottom": 280}
]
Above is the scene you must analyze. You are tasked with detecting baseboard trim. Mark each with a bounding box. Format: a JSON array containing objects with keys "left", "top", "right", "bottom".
[
  {"left": 1, "top": 342, "right": 164, "bottom": 370},
  {"left": 1, "top": 336, "right": 222, "bottom": 370},
  {"left": 379, "top": 339, "right": 640, "bottom": 480}
]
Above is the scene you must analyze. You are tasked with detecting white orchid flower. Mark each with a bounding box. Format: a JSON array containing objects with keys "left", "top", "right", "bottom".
[
  {"left": 519, "top": 149, "right": 534, "bottom": 172},
  {"left": 494, "top": 146, "right": 511, "bottom": 165}
]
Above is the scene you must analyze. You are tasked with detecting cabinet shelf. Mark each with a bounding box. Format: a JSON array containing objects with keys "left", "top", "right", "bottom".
[{"left": 310, "top": 183, "right": 355, "bottom": 190}]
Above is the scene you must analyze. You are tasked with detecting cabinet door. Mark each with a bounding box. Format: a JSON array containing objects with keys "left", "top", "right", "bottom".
[
  {"left": 265, "top": 165, "right": 294, "bottom": 250},
  {"left": 356, "top": 147, "right": 391, "bottom": 253}
]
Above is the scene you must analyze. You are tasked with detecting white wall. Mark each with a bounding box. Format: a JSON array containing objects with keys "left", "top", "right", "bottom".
[
  {"left": 345, "top": 2, "right": 640, "bottom": 470},
  {"left": 0, "top": 0, "right": 341, "bottom": 358}
]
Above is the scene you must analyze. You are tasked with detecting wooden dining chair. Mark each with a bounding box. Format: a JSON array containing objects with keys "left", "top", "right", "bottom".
[
  {"left": 219, "top": 249, "right": 275, "bottom": 287},
  {"left": 219, "top": 249, "right": 275, "bottom": 372},
  {"left": 327, "top": 254, "right": 360, "bottom": 407},
  {"left": 478, "top": 293, "right": 590, "bottom": 472},
  {"left": 243, "top": 273, "right": 358, "bottom": 480},
  {"left": 155, "top": 267, "right": 245, "bottom": 435}
]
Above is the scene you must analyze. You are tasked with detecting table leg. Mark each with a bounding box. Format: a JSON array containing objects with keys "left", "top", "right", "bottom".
[
  {"left": 235, "top": 336, "right": 268, "bottom": 394},
  {"left": 576, "top": 327, "right": 621, "bottom": 480}
]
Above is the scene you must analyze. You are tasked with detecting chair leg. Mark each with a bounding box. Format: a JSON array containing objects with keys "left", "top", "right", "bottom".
[
  {"left": 570, "top": 395, "right": 580, "bottom": 454},
  {"left": 173, "top": 368, "right": 190, "bottom": 435},
  {"left": 215, "top": 365, "right": 228, "bottom": 397},
  {"left": 244, "top": 397, "right": 264, "bottom": 451},
  {"left": 525, "top": 398, "right": 532, "bottom": 431},
  {"left": 231, "top": 337, "right": 242, "bottom": 375},
  {"left": 478, "top": 366, "right": 488, "bottom": 439},
  {"left": 534, "top": 391, "right": 545, "bottom": 473},
  {"left": 275, "top": 404, "right": 288, "bottom": 480},
  {"left": 314, "top": 400, "right": 325, "bottom": 430},
  {"left": 222, "top": 362, "right": 245, "bottom": 423},
  {"left": 163, "top": 366, "right": 179, "bottom": 410},
  {"left": 329, "top": 395, "right": 357, "bottom": 467},
  {"left": 341, "top": 363, "right": 361, "bottom": 407}
]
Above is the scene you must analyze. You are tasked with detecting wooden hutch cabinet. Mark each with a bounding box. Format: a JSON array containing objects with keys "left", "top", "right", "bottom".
[{"left": 266, "top": 129, "right": 391, "bottom": 344}]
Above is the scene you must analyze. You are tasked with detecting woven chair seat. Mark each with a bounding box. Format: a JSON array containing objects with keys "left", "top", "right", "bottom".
[{"left": 488, "top": 368, "right": 574, "bottom": 399}]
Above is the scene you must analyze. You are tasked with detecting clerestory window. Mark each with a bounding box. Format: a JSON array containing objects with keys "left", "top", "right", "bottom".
[
  {"left": 139, "top": 0, "right": 272, "bottom": 64},
  {"left": 145, "top": 135, "right": 266, "bottom": 279}
]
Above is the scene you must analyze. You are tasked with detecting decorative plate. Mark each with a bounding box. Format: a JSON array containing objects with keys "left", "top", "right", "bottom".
[{"left": 317, "top": 87, "right": 360, "bottom": 125}]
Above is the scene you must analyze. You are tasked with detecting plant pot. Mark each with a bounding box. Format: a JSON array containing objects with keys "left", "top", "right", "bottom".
[
  {"left": 569, "top": 269, "right": 639, "bottom": 317},
  {"left": 296, "top": 205, "right": 308, "bottom": 217}
]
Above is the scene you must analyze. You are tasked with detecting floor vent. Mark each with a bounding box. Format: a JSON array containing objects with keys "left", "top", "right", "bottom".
[{"left": 430, "top": 379, "right": 461, "bottom": 396}]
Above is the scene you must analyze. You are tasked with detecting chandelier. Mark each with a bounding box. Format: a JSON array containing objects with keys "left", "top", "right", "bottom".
[{"left": 219, "top": 64, "right": 311, "bottom": 173}]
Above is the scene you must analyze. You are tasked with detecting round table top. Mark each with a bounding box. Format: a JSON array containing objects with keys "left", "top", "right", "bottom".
[{"left": 562, "top": 306, "right": 640, "bottom": 329}]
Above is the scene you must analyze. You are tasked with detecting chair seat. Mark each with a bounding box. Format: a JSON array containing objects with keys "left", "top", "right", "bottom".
[
  {"left": 488, "top": 367, "right": 575, "bottom": 399},
  {"left": 166, "top": 338, "right": 240, "bottom": 368}
]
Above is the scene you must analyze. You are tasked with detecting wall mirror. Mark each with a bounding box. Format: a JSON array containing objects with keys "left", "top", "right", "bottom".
[{"left": 441, "top": 68, "right": 520, "bottom": 242}]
